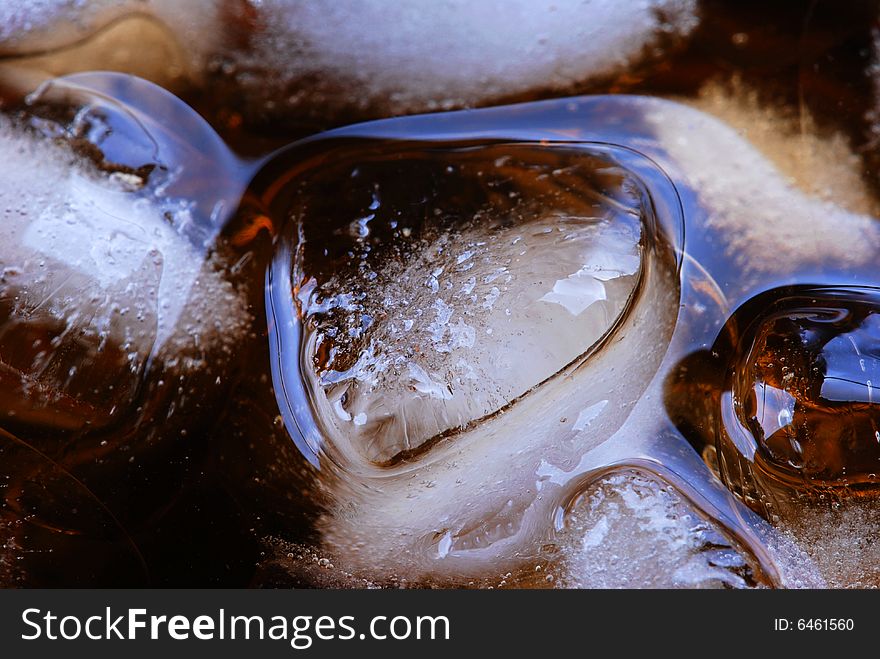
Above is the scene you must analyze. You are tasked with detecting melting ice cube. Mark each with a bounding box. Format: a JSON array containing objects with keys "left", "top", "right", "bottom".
[
  {"left": 0, "top": 84, "right": 249, "bottom": 437},
  {"left": 0, "top": 1, "right": 698, "bottom": 122},
  {"left": 282, "top": 144, "right": 644, "bottom": 464},
  {"left": 552, "top": 470, "right": 767, "bottom": 589}
]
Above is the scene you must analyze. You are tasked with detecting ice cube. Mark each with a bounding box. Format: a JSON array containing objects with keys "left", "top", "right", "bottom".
[
  {"left": 215, "top": 0, "right": 698, "bottom": 121},
  {"left": 0, "top": 1, "right": 699, "bottom": 123},
  {"left": 551, "top": 471, "right": 767, "bottom": 589},
  {"left": 0, "top": 89, "right": 249, "bottom": 438},
  {"left": 715, "top": 286, "right": 880, "bottom": 516},
  {"left": 263, "top": 116, "right": 685, "bottom": 583},
  {"left": 279, "top": 144, "right": 644, "bottom": 465}
]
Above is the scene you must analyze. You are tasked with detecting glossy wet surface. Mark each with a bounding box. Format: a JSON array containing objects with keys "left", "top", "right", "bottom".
[{"left": 1, "top": 1, "right": 880, "bottom": 588}]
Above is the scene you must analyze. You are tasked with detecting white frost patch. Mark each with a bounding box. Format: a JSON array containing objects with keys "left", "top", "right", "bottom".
[
  {"left": 557, "top": 472, "right": 762, "bottom": 589},
  {"left": 646, "top": 97, "right": 880, "bottom": 275},
  {"left": 353, "top": 412, "right": 367, "bottom": 426},
  {"left": 481, "top": 287, "right": 501, "bottom": 311},
  {"left": 573, "top": 400, "right": 608, "bottom": 433},
  {"left": 459, "top": 276, "right": 476, "bottom": 296},
  {"left": 455, "top": 358, "right": 479, "bottom": 381},
  {"left": 456, "top": 250, "right": 475, "bottom": 265},
  {"left": 408, "top": 363, "right": 453, "bottom": 400},
  {"left": 445, "top": 318, "right": 476, "bottom": 351},
  {"left": 580, "top": 515, "right": 609, "bottom": 549},
  {"left": 540, "top": 232, "right": 639, "bottom": 315},
  {"left": 0, "top": 2, "right": 698, "bottom": 122},
  {"left": 221, "top": 0, "right": 699, "bottom": 117},
  {"left": 540, "top": 268, "right": 608, "bottom": 316},
  {"left": 0, "top": 116, "right": 250, "bottom": 436},
  {"left": 21, "top": 177, "right": 197, "bottom": 350},
  {"left": 0, "top": 117, "right": 247, "bottom": 360},
  {"left": 427, "top": 299, "right": 454, "bottom": 344},
  {"left": 428, "top": 299, "right": 475, "bottom": 353},
  {"left": 484, "top": 268, "right": 507, "bottom": 284},
  {"left": 436, "top": 530, "right": 454, "bottom": 559},
  {"left": 778, "top": 501, "right": 880, "bottom": 588}
]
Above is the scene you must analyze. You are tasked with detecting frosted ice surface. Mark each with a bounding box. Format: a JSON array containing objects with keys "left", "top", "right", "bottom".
[
  {"left": 305, "top": 203, "right": 643, "bottom": 465},
  {"left": 539, "top": 270, "right": 607, "bottom": 316},
  {"left": 220, "top": 0, "right": 698, "bottom": 117},
  {"left": 555, "top": 471, "right": 765, "bottom": 588},
  {"left": 646, "top": 97, "right": 880, "bottom": 279},
  {"left": 778, "top": 502, "right": 880, "bottom": 588},
  {"left": 692, "top": 80, "right": 879, "bottom": 218},
  {"left": 407, "top": 363, "right": 454, "bottom": 401},
  {"left": 0, "top": 1, "right": 697, "bottom": 119},
  {"left": 0, "top": 1, "right": 218, "bottom": 56},
  {"left": 0, "top": 118, "right": 248, "bottom": 430}
]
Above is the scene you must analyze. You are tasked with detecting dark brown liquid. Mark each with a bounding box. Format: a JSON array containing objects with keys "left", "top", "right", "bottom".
[{"left": 1, "top": 1, "right": 880, "bottom": 587}]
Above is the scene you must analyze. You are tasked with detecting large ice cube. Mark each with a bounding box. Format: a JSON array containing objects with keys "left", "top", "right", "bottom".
[
  {"left": 289, "top": 145, "right": 643, "bottom": 465},
  {"left": 264, "top": 117, "right": 685, "bottom": 583},
  {"left": 263, "top": 93, "right": 869, "bottom": 586}
]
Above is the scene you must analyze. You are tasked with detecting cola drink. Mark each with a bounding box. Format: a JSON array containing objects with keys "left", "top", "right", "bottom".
[{"left": 1, "top": 0, "right": 879, "bottom": 589}]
